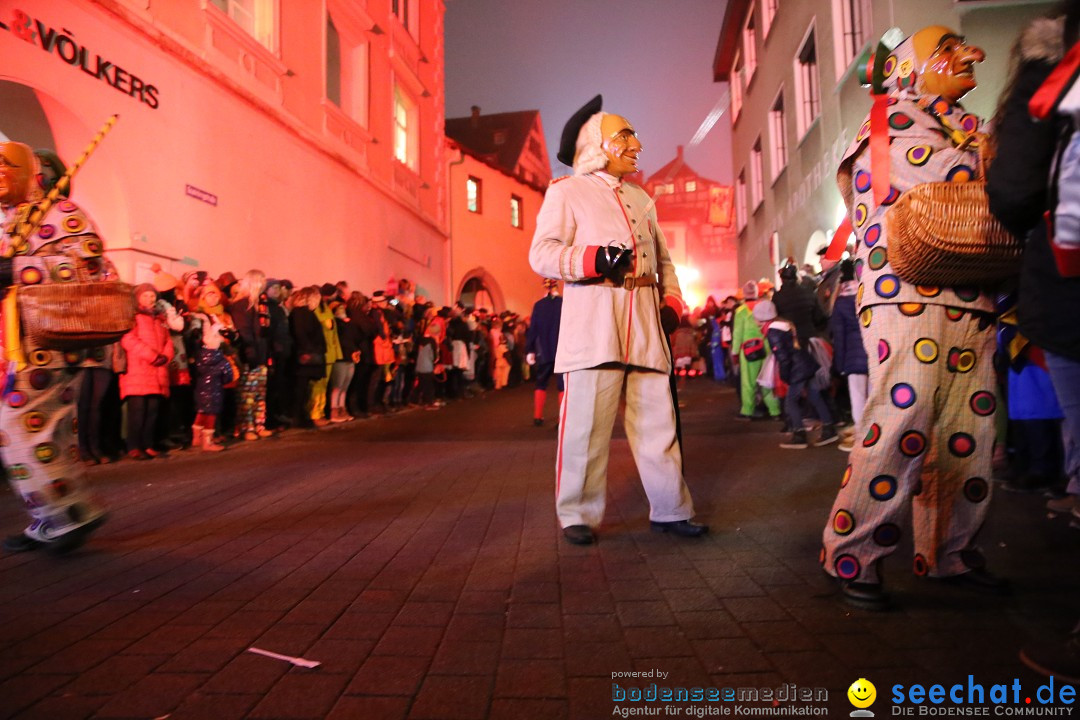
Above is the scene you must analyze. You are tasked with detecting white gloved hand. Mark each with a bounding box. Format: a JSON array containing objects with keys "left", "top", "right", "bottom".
[{"left": 526, "top": 353, "right": 536, "bottom": 366}]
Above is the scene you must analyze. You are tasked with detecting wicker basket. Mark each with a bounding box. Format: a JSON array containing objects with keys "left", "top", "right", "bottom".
[
  {"left": 885, "top": 180, "right": 1022, "bottom": 287},
  {"left": 19, "top": 282, "right": 135, "bottom": 350}
]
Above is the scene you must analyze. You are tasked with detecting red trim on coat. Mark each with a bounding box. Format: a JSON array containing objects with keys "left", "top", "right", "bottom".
[
  {"left": 1030, "top": 40, "right": 1080, "bottom": 120},
  {"left": 582, "top": 246, "right": 601, "bottom": 278},
  {"left": 555, "top": 374, "right": 569, "bottom": 498}
]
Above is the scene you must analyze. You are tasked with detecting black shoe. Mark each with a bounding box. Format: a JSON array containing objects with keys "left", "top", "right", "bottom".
[
  {"left": 47, "top": 514, "right": 108, "bottom": 556},
  {"left": 562, "top": 524, "right": 595, "bottom": 545},
  {"left": 1020, "top": 633, "right": 1080, "bottom": 685},
  {"left": 1004, "top": 474, "right": 1055, "bottom": 494},
  {"left": 650, "top": 519, "right": 709, "bottom": 537},
  {"left": 815, "top": 425, "right": 839, "bottom": 446},
  {"left": 734, "top": 413, "right": 753, "bottom": 422},
  {"left": 780, "top": 430, "right": 809, "bottom": 449},
  {"left": 533, "top": 418, "right": 544, "bottom": 427},
  {"left": 935, "top": 567, "right": 1011, "bottom": 595},
  {"left": 840, "top": 581, "right": 891, "bottom": 611},
  {"left": 3, "top": 533, "right": 43, "bottom": 554}
]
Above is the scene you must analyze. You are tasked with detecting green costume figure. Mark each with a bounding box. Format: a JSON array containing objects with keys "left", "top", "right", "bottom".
[{"left": 731, "top": 284, "right": 781, "bottom": 419}]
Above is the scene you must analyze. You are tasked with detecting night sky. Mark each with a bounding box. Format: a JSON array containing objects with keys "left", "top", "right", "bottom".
[{"left": 444, "top": 0, "right": 733, "bottom": 184}]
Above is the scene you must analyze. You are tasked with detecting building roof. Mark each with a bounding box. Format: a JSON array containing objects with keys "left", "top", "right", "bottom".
[
  {"left": 445, "top": 108, "right": 543, "bottom": 180},
  {"left": 645, "top": 146, "right": 714, "bottom": 186},
  {"left": 713, "top": 0, "right": 751, "bottom": 81}
]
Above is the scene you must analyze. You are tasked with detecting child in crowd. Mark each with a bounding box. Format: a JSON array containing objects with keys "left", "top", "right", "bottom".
[
  {"left": 329, "top": 301, "right": 359, "bottom": 422},
  {"left": 191, "top": 310, "right": 235, "bottom": 451},
  {"left": 755, "top": 299, "right": 838, "bottom": 449},
  {"left": 120, "top": 284, "right": 174, "bottom": 460}
]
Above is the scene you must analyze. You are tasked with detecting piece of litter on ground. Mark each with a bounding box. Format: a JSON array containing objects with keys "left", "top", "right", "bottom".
[{"left": 247, "top": 646, "right": 321, "bottom": 669}]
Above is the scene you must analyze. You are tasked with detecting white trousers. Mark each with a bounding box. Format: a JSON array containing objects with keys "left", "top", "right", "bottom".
[{"left": 556, "top": 366, "right": 694, "bottom": 528}]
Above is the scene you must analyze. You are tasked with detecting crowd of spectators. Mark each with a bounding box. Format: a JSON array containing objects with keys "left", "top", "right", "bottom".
[{"left": 79, "top": 271, "right": 533, "bottom": 462}]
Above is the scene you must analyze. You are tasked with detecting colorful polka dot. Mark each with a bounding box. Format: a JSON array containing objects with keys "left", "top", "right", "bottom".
[
  {"left": 833, "top": 510, "right": 855, "bottom": 535},
  {"left": 19, "top": 266, "right": 43, "bottom": 285},
  {"left": 868, "top": 247, "right": 888, "bottom": 270},
  {"left": 855, "top": 259, "right": 865, "bottom": 279},
  {"left": 23, "top": 412, "right": 46, "bottom": 433},
  {"left": 963, "top": 477, "right": 989, "bottom": 503},
  {"left": 835, "top": 555, "right": 861, "bottom": 580},
  {"left": 29, "top": 350, "right": 52, "bottom": 366},
  {"left": 7, "top": 391, "right": 27, "bottom": 409},
  {"left": 863, "top": 224, "right": 882, "bottom": 248},
  {"left": 969, "top": 391, "right": 996, "bottom": 417},
  {"left": 872, "top": 523, "right": 901, "bottom": 547},
  {"left": 856, "top": 284, "right": 865, "bottom": 306},
  {"left": 932, "top": 99, "right": 952, "bottom": 116},
  {"left": 28, "top": 369, "right": 50, "bottom": 390},
  {"left": 878, "top": 339, "right": 891, "bottom": 363},
  {"left": 881, "top": 186, "right": 901, "bottom": 206},
  {"left": 62, "top": 215, "right": 87, "bottom": 233},
  {"left": 883, "top": 55, "right": 897, "bottom": 77},
  {"left": 946, "top": 165, "right": 974, "bottom": 182},
  {"left": 960, "top": 114, "right": 978, "bottom": 133},
  {"left": 898, "top": 72, "right": 916, "bottom": 90},
  {"left": 953, "top": 349, "right": 976, "bottom": 373},
  {"left": 854, "top": 203, "right": 868, "bottom": 227},
  {"left": 60, "top": 386, "right": 76, "bottom": 404},
  {"left": 945, "top": 307, "right": 966, "bottom": 321},
  {"left": 860, "top": 308, "right": 873, "bottom": 328},
  {"left": 81, "top": 238, "right": 103, "bottom": 256},
  {"left": 955, "top": 287, "right": 980, "bottom": 302},
  {"left": 914, "top": 338, "right": 939, "bottom": 364},
  {"left": 856, "top": 120, "right": 872, "bottom": 142},
  {"left": 906, "top": 145, "right": 933, "bottom": 166},
  {"left": 37, "top": 224, "right": 56, "bottom": 240},
  {"left": 916, "top": 285, "right": 941, "bottom": 298},
  {"left": 875, "top": 275, "right": 901, "bottom": 299},
  {"left": 899, "top": 303, "right": 925, "bottom": 317},
  {"left": 9, "top": 464, "right": 30, "bottom": 481},
  {"left": 52, "top": 263, "right": 75, "bottom": 282},
  {"left": 889, "top": 112, "right": 915, "bottom": 130},
  {"left": 913, "top": 554, "right": 929, "bottom": 576},
  {"left": 870, "top": 475, "right": 898, "bottom": 501},
  {"left": 949, "top": 432, "right": 976, "bottom": 458},
  {"left": 863, "top": 423, "right": 882, "bottom": 447},
  {"left": 841, "top": 465, "right": 853, "bottom": 488},
  {"left": 34, "top": 443, "right": 58, "bottom": 463},
  {"left": 57, "top": 199, "right": 77, "bottom": 213},
  {"left": 854, "top": 170, "right": 872, "bottom": 193},
  {"left": 899, "top": 430, "right": 927, "bottom": 457},
  {"left": 891, "top": 382, "right": 916, "bottom": 409}
]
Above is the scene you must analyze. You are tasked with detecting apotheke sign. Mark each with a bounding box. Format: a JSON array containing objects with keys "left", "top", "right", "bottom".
[{"left": 1, "top": 8, "right": 160, "bottom": 109}]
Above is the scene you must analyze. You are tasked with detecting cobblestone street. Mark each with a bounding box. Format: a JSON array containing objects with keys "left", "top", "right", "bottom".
[{"left": 0, "top": 380, "right": 1077, "bottom": 719}]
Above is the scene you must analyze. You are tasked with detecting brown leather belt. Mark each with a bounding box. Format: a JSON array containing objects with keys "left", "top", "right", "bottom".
[{"left": 600, "top": 274, "right": 659, "bottom": 290}]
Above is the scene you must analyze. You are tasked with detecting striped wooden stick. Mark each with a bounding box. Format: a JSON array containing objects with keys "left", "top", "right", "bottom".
[{"left": 11, "top": 114, "right": 119, "bottom": 248}]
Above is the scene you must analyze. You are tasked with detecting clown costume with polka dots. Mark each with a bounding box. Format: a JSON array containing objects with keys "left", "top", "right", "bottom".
[
  {"left": 820, "top": 27, "right": 1004, "bottom": 605},
  {"left": 0, "top": 141, "right": 109, "bottom": 554}
]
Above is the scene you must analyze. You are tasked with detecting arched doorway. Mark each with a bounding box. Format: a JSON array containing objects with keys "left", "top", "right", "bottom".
[{"left": 456, "top": 268, "right": 505, "bottom": 313}]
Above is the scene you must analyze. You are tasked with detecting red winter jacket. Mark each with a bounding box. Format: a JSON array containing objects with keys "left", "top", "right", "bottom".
[{"left": 119, "top": 311, "right": 173, "bottom": 398}]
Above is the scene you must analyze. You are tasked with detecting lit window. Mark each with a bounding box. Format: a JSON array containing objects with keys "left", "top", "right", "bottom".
[
  {"left": 326, "top": 15, "right": 369, "bottom": 126},
  {"left": 833, "top": 0, "right": 872, "bottom": 79},
  {"left": 665, "top": 183, "right": 676, "bottom": 195},
  {"left": 742, "top": 4, "right": 758, "bottom": 84},
  {"left": 685, "top": 180, "right": 697, "bottom": 193},
  {"left": 394, "top": 87, "right": 418, "bottom": 171},
  {"left": 794, "top": 24, "right": 821, "bottom": 138},
  {"left": 392, "top": 0, "right": 419, "bottom": 40},
  {"left": 510, "top": 195, "right": 522, "bottom": 228},
  {"left": 750, "top": 137, "right": 764, "bottom": 210},
  {"left": 494, "top": 130, "right": 507, "bottom": 146},
  {"left": 467, "top": 177, "right": 482, "bottom": 213},
  {"left": 769, "top": 89, "right": 787, "bottom": 179},
  {"left": 736, "top": 170, "right": 748, "bottom": 232},
  {"left": 210, "top": 0, "right": 278, "bottom": 51},
  {"left": 762, "top": 0, "right": 778, "bottom": 36}
]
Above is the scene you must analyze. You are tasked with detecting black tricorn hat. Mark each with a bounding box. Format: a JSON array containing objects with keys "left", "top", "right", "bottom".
[{"left": 557, "top": 94, "right": 603, "bottom": 167}]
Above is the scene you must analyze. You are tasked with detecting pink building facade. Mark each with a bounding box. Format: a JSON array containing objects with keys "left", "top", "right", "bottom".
[
  {"left": 0, "top": 0, "right": 449, "bottom": 297},
  {"left": 445, "top": 108, "right": 549, "bottom": 315}
]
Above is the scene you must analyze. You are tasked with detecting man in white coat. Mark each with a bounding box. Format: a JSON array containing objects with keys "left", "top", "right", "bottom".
[{"left": 529, "top": 95, "right": 708, "bottom": 545}]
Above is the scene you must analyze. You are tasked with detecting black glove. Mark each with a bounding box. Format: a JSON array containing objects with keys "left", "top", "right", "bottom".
[
  {"left": 151, "top": 354, "right": 168, "bottom": 367},
  {"left": 660, "top": 306, "right": 679, "bottom": 335},
  {"left": 594, "top": 245, "right": 634, "bottom": 282}
]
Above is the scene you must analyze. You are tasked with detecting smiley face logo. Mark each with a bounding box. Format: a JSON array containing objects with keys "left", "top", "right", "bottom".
[{"left": 848, "top": 678, "right": 876, "bottom": 709}]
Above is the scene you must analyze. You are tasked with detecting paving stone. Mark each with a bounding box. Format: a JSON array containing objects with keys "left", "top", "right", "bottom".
[
  {"left": 443, "top": 614, "right": 505, "bottom": 643},
  {"left": 409, "top": 674, "right": 493, "bottom": 720},
  {"left": 247, "top": 673, "right": 350, "bottom": 719},
  {"left": 346, "top": 655, "right": 429, "bottom": 696},
  {"left": 564, "top": 641, "right": 633, "bottom": 678},
  {"left": 325, "top": 695, "right": 410, "bottom": 720},
  {"left": 615, "top": 601, "right": 677, "bottom": 627},
  {"left": 93, "top": 672, "right": 209, "bottom": 718},
  {"left": 494, "top": 658, "right": 566, "bottom": 698},
  {"left": 167, "top": 692, "right": 261, "bottom": 720},
  {"left": 429, "top": 640, "right": 501, "bottom": 676},
  {"left": 488, "top": 698, "right": 568, "bottom": 720},
  {"left": 501, "top": 628, "right": 563, "bottom": 659},
  {"left": 506, "top": 603, "right": 561, "bottom": 629}
]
